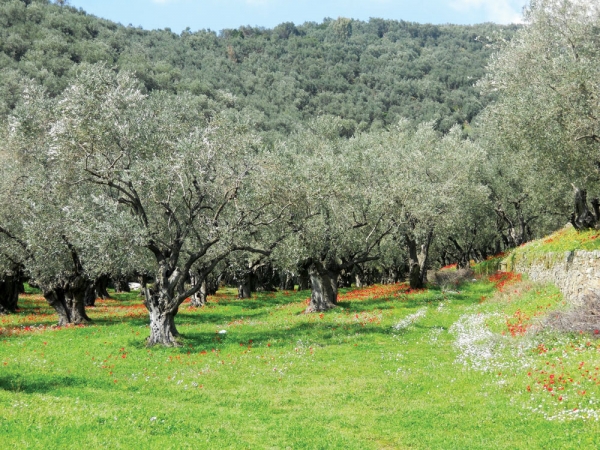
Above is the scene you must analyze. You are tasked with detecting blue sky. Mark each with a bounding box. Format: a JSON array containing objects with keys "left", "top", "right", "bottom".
[{"left": 68, "top": 0, "right": 527, "bottom": 33}]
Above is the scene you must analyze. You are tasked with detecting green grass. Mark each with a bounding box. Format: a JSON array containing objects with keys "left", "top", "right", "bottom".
[
  {"left": 504, "top": 226, "right": 600, "bottom": 270},
  {"left": 23, "top": 283, "right": 41, "bottom": 295},
  {"left": 1, "top": 279, "right": 600, "bottom": 449},
  {"left": 473, "top": 253, "right": 506, "bottom": 276}
]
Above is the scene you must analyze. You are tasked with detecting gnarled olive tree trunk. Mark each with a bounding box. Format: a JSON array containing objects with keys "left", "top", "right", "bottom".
[
  {"left": 353, "top": 265, "right": 365, "bottom": 288},
  {"left": 306, "top": 261, "right": 339, "bottom": 313},
  {"left": 144, "top": 282, "right": 180, "bottom": 347},
  {"left": 43, "top": 276, "right": 92, "bottom": 326},
  {"left": 381, "top": 265, "right": 404, "bottom": 285},
  {"left": 279, "top": 270, "right": 295, "bottom": 291},
  {"left": 570, "top": 186, "right": 599, "bottom": 230},
  {"left": 65, "top": 277, "right": 92, "bottom": 324},
  {"left": 189, "top": 274, "right": 208, "bottom": 307},
  {"left": 406, "top": 230, "right": 434, "bottom": 289},
  {"left": 84, "top": 284, "right": 97, "bottom": 307},
  {"left": 93, "top": 275, "right": 111, "bottom": 300},
  {"left": 495, "top": 196, "right": 534, "bottom": 248},
  {"left": 448, "top": 236, "right": 472, "bottom": 270},
  {"left": 44, "top": 288, "right": 70, "bottom": 327},
  {"left": 143, "top": 245, "right": 233, "bottom": 346},
  {"left": 114, "top": 277, "right": 130, "bottom": 293},
  {"left": 144, "top": 259, "right": 197, "bottom": 346},
  {"left": 235, "top": 261, "right": 277, "bottom": 298},
  {"left": 237, "top": 272, "right": 253, "bottom": 299}
]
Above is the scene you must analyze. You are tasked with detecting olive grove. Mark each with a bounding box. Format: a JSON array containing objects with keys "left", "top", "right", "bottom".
[
  {"left": 388, "top": 123, "right": 489, "bottom": 286},
  {"left": 0, "top": 0, "right": 597, "bottom": 346},
  {"left": 3, "top": 65, "right": 289, "bottom": 345},
  {"left": 271, "top": 117, "right": 395, "bottom": 312}
]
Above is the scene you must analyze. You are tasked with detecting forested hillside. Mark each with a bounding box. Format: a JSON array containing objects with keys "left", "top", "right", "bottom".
[{"left": 0, "top": 0, "right": 517, "bottom": 137}]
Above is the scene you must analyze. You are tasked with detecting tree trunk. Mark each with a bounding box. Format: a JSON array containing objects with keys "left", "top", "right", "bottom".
[
  {"left": 0, "top": 274, "right": 20, "bottom": 313},
  {"left": 495, "top": 199, "right": 532, "bottom": 248},
  {"left": 238, "top": 281, "right": 251, "bottom": 299},
  {"left": 237, "top": 272, "right": 253, "bottom": 299},
  {"left": 65, "top": 290, "right": 90, "bottom": 324},
  {"left": 44, "top": 277, "right": 92, "bottom": 326},
  {"left": 114, "top": 278, "right": 130, "bottom": 293},
  {"left": 570, "top": 186, "right": 598, "bottom": 230},
  {"left": 389, "top": 267, "right": 401, "bottom": 284},
  {"left": 84, "top": 284, "right": 96, "bottom": 307},
  {"left": 44, "top": 288, "right": 71, "bottom": 327},
  {"left": 329, "top": 269, "right": 339, "bottom": 303},
  {"left": 138, "top": 274, "right": 151, "bottom": 298},
  {"left": 190, "top": 279, "right": 207, "bottom": 307},
  {"left": 253, "top": 263, "right": 277, "bottom": 292},
  {"left": 405, "top": 231, "right": 433, "bottom": 289},
  {"left": 352, "top": 264, "right": 367, "bottom": 288},
  {"left": 144, "top": 286, "right": 180, "bottom": 347},
  {"left": 206, "top": 276, "right": 219, "bottom": 295},
  {"left": 65, "top": 276, "right": 92, "bottom": 324},
  {"left": 279, "top": 271, "right": 294, "bottom": 291},
  {"left": 494, "top": 239, "right": 502, "bottom": 256},
  {"left": 297, "top": 267, "right": 310, "bottom": 291},
  {"left": 306, "top": 263, "right": 337, "bottom": 313},
  {"left": 449, "top": 236, "right": 471, "bottom": 269},
  {"left": 94, "top": 275, "right": 111, "bottom": 300},
  {"left": 592, "top": 198, "right": 600, "bottom": 223},
  {"left": 417, "top": 230, "right": 434, "bottom": 286},
  {"left": 355, "top": 273, "right": 363, "bottom": 288},
  {"left": 147, "top": 309, "right": 179, "bottom": 346},
  {"left": 406, "top": 235, "right": 422, "bottom": 289},
  {"left": 474, "top": 248, "right": 485, "bottom": 263},
  {"left": 338, "top": 270, "right": 352, "bottom": 288}
]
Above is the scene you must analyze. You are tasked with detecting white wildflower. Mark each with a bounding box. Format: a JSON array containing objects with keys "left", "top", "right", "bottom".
[
  {"left": 450, "top": 313, "right": 503, "bottom": 371},
  {"left": 393, "top": 308, "right": 427, "bottom": 330}
]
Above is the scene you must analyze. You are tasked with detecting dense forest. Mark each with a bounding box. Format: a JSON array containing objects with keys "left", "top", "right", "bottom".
[
  {"left": 0, "top": 0, "right": 518, "bottom": 138},
  {"left": 0, "top": 0, "right": 598, "bottom": 347}
]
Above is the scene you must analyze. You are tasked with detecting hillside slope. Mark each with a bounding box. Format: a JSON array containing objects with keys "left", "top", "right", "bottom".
[{"left": 0, "top": 0, "right": 518, "bottom": 136}]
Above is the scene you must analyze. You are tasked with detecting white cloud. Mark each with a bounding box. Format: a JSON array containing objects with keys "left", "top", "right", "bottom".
[{"left": 449, "top": 0, "right": 524, "bottom": 24}]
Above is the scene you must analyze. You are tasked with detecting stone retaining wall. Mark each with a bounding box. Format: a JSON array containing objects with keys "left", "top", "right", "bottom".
[{"left": 502, "top": 250, "right": 600, "bottom": 306}]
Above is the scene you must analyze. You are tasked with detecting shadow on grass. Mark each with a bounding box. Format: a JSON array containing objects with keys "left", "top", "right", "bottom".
[
  {"left": 175, "top": 320, "right": 396, "bottom": 353},
  {"left": 212, "top": 290, "right": 309, "bottom": 310},
  {"left": 90, "top": 289, "right": 310, "bottom": 327},
  {"left": 0, "top": 374, "right": 85, "bottom": 394}
]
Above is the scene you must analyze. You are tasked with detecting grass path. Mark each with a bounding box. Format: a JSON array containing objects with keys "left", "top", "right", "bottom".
[{"left": 1, "top": 279, "right": 599, "bottom": 448}]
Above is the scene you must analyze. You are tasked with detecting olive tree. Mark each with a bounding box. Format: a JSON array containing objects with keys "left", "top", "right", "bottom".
[
  {"left": 18, "top": 65, "right": 283, "bottom": 345},
  {"left": 0, "top": 83, "right": 89, "bottom": 323},
  {"left": 272, "top": 117, "right": 394, "bottom": 312},
  {"left": 0, "top": 146, "right": 26, "bottom": 314},
  {"left": 372, "top": 121, "right": 488, "bottom": 287},
  {"left": 1, "top": 80, "right": 147, "bottom": 324},
  {"left": 478, "top": 0, "right": 600, "bottom": 230}
]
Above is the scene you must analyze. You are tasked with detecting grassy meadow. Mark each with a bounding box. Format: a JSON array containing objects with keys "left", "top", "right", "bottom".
[{"left": 1, "top": 269, "right": 600, "bottom": 448}]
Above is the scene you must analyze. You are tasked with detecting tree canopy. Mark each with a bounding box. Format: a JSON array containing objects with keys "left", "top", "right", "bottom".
[{"left": 0, "top": 0, "right": 518, "bottom": 138}]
